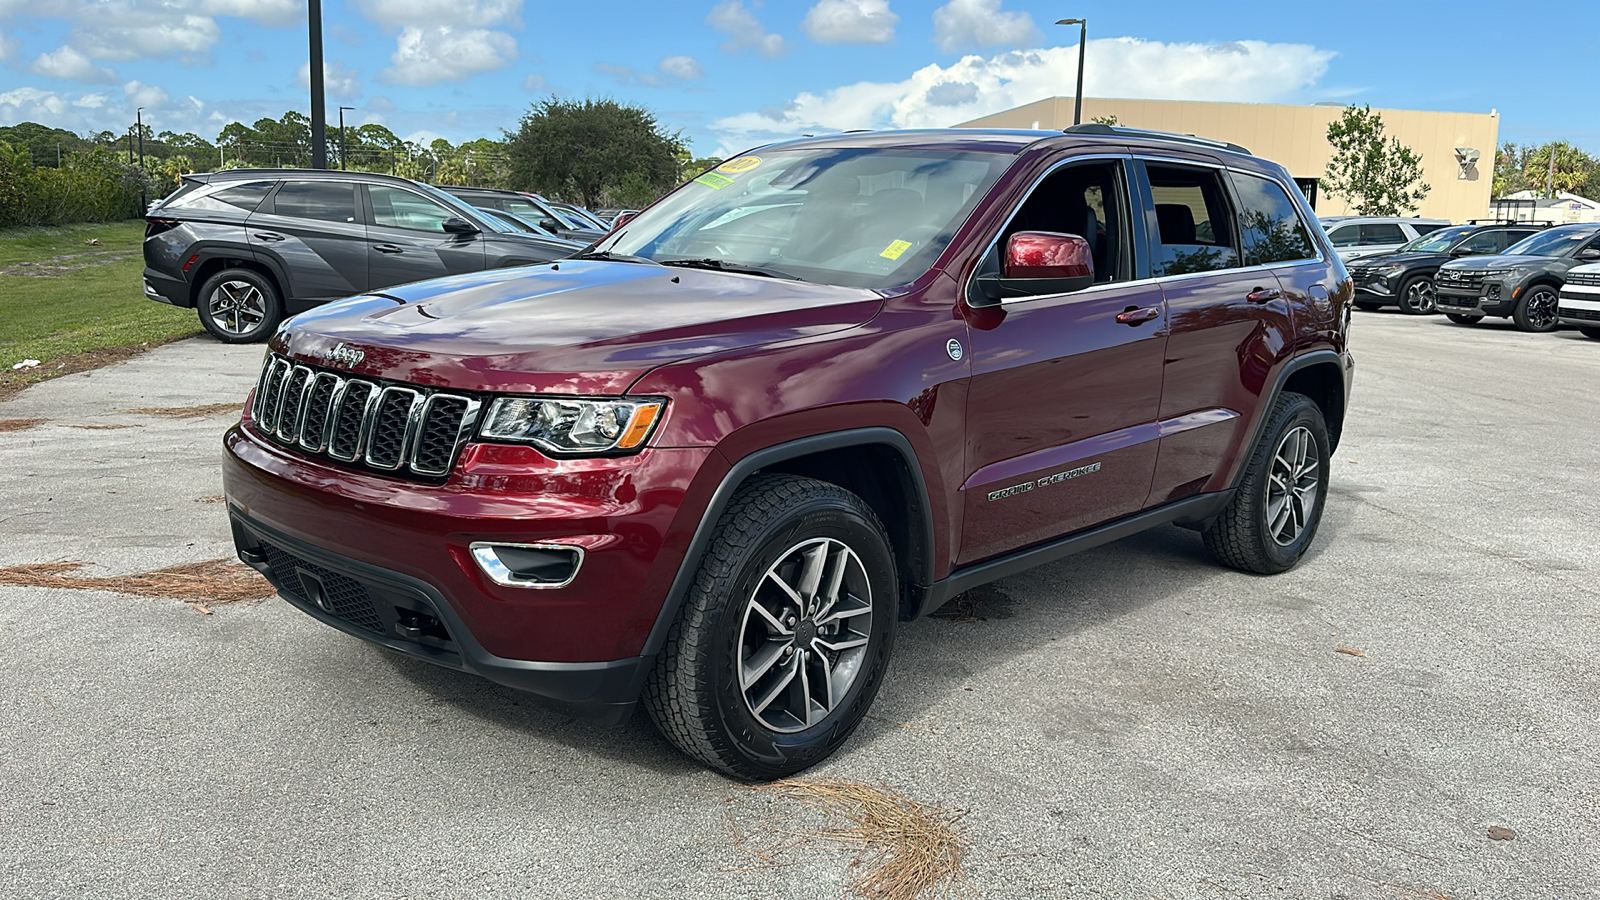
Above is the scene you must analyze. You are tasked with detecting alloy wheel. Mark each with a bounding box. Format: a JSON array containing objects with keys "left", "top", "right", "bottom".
[
  {"left": 1265, "top": 425, "right": 1320, "bottom": 546},
  {"left": 737, "top": 537, "right": 872, "bottom": 733},
  {"left": 1524, "top": 288, "right": 1559, "bottom": 331},
  {"left": 207, "top": 280, "right": 267, "bottom": 335},
  {"left": 1405, "top": 278, "right": 1437, "bottom": 313}
]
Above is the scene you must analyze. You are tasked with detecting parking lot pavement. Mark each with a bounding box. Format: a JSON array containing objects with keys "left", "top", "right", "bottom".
[{"left": 2, "top": 316, "right": 1597, "bottom": 899}]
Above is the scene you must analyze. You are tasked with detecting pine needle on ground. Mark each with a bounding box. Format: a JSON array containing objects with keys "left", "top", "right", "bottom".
[
  {"left": 0, "top": 418, "right": 47, "bottom": 433},
  {"left": 745, "top": 778, "right": 973, "bottom": 900},
  {"left": 123, "top": 403, "right": 241, "bottom": 418},
  {"left": 0, "top": 559, "right": 274, "bottom": 605}
]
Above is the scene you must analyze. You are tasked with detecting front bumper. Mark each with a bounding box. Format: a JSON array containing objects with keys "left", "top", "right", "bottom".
[
  {"left": 223, "top": 415, "right": 723, "bottom": 669},
  {"left": 231, "top": 511, "right": 649, "bottom": 724},
  {"left": 1558, "top": 290, "right": 1600, "bottom": 328},
  {"left": 1437, "top": 282, "right": 1516, "bottom": 316}
]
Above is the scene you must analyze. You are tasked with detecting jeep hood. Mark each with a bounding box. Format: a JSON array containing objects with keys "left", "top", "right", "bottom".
[{"left": 274, "top": 261, "right": 883, "bottom": 395}]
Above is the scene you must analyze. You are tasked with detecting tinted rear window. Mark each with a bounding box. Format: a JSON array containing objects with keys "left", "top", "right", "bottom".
[
  {"left": 272, "top": 182, "right": 358, "bottom": 224},
  {"left": 1232, "top": 172, "right": 1315, "bottom": 266}
]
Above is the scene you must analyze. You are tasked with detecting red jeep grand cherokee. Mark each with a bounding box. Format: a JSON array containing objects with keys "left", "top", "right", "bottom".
[{"left": 224, "top": 126, "right": 1354, "bottom": 778}]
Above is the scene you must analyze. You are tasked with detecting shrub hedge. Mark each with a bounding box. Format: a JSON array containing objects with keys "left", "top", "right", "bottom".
[{"left": 0, "top": 140, "right": 156, "bottom": 228}]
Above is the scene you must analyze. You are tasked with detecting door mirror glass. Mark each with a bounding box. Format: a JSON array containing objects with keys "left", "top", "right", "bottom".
[
  {"left": 1578, "top": 247, "right": 1600, "bottom": 260},
  {"left": 442, "top": 216, "right": 479, "bottom": 235},
  {"left": 540, "top": 217, "right": 563, "bottom": 232}
]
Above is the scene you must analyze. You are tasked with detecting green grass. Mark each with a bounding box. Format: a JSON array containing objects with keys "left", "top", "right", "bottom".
[{"left": 0, "top": 221, "right": 202, "bottom": 396}]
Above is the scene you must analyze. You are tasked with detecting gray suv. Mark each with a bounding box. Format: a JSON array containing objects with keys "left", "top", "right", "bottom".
[{"left": 143, "top": 170, "right": 581, "bottom": 343}]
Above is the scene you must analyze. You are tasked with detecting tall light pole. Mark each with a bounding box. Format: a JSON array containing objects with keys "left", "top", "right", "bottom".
[
  {"left": 338, "top": 106, "right": 354, "bottom": 170},
  {"left": 308, "top": 0, "right": 327, "bottom": 168},
  {"left": 1056, "top": 18, "right": 1087, "bottom": 126},
  {"left": 136, "top": 107, "right": 145, "bottom": 168}
]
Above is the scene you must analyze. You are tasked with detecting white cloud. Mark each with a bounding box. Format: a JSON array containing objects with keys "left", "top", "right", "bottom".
[
  {"left": 379, "top": 26, "right": 517, "bottom": 86},
  {"left": 52, "top": 0, "right": 299, "bottom": 64},
  {"left": 297, "top": 60, "right": 363, "bottom": 99},
  {"left": 709, "top": 37, "right": 1335, "bottom": 154},
  {"left": 932, "top": 0, "right": 1037, "bottom": 53},
  {"left": 658, "top": 55, "right": 705, "bottom": 81},
  {"left": 124, "top": 80, "right": 173, "bottom": 108},
  {"left": 707, "top": 1, "right": 785, "bottom": 57},
  {"left": 355, "top": 0, "right": 521, "bottom": 28},
  {"left": 29, "top": 46, "right": 119, "bottom": 83},
  {"left": 369, "top": 95, "right": 396, "bottom": 112},
  {"left": 201, "top": 0, "right": 300, "bottom": 25},
  {"left": 0, "top": 27, "right": 16, "bottom": 63},
  {"left": 521, "top": 73, "right": 546, "bottom": 93},
  {"left": 803, "top": 0, "right": 897, "bottom": 45},
  {"left": 0, "top": 88, "right": 71, "bottom": 123}
]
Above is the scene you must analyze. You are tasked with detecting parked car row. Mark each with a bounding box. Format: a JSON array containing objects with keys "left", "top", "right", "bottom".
[
  {"left": 1338, "top": 215, "right": 1600, "bottom": 338},
  {"left": 142, "top": 172, "right": 611, "bottom": 342}
]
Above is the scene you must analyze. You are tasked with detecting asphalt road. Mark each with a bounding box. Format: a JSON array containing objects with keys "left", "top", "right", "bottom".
[{"left": 2, "top": 314, "right": 1597, "bottom": 899}]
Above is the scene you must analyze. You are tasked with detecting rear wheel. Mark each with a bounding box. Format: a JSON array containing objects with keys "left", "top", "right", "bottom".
[
  {"left": 1512, "top": 285, "right": 1560, "bottom": 333},
  {"left": 1446, "top": 313, "right": 1483, "bottom": 325},
  {"left": 197, "top": 268, "right": 283, "bottom": 343},
  {"left": 1202, "top": 392, "right": 1330, "bottom": 575},
  {"left": 643, "top": 474, "right": 897, "bottom": 780},
  {"left": 1397, "top": 275, "right": 1437, "bottom": 315}
]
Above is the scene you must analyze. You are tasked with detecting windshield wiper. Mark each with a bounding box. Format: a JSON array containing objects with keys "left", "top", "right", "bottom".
[
  {"left": 568, "top": 249, "right": 660, "bottom": 265},
  {"left": 658, "top": 257, "right": 801, "bottom": 280}
]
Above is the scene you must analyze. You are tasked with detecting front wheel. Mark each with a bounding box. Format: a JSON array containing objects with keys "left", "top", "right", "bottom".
[
  {"left": 643, "top": 474, "right": 897, "bottom": 780},
  {"left": 1512, "top": 285, "right": 1560, "bottom": 333},
  {"left": 1446, "top": 313, "right": 1483, "bottom": 325},
  {"left": 1202, "top": 392, "right": 1330, "bottom": 575},
  {"left": 1397, "top": 275, "right": 1437, "bottom": 315},
  {"left": 197, "top": 268, "right": 283, "bottom": 343}
]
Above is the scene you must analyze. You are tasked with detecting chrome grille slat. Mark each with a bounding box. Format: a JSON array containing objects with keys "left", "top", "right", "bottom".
[{"left": 250, "top": 353, "right": 475, "bottom": 479}]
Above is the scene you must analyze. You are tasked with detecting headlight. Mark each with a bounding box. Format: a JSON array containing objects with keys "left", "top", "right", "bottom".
[
  {"left": 479, "top": 396, "right": 665, "bottom": 455},
  {"left": 1375, "top": 265, "right": 1403, "bottom": 274},
  {"left": 1479, "top": 269, "right": 1512, "bottom": 278}
]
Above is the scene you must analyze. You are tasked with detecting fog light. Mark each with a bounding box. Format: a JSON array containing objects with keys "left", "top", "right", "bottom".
[
  {"left": 469, "top": 542, "right": 583, "bottom": 588},
  {"left": 1487, "top": 284, "right": 1501, "bottom": 299}
]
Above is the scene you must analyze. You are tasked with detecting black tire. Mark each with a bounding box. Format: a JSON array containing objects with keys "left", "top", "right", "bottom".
[
  {"left": 1396, "top": 275, "right": 1437, "bottom": 315},
  {"left": 1202, "top": 392, "right": 1330, "bottom": 575},
  {"left": 197, "top": 268, "right": 283, "bottom": 343},
  {"left": 1580, "top": 327, "right": 1600, "bottom": 341},
  {"left": 1512, "top": 285, "right": 1560, "bottom": 333},
  {"left": 1446, "top": 313, "right": 1483, "bottom": 325},
  {"left": 1353, "top": 300, "right": 1384, "bottom": 311},
  {"left": 643, "top": 474, "right": 897, "bottom": 780}
]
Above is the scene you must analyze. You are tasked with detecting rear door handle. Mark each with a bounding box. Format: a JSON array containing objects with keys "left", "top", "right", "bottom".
[
  {"left": 374, "top": 244, "right": 404, "bottom": 254},
  {"left": 1115, "top": 306, "right": 1161, "bottom": 325},
  {"left": 1247, "top": 287, "right": 1281, "bottom": 303},
  {"left": 253, "top": 232, "right": 284, "bottom": 242}
]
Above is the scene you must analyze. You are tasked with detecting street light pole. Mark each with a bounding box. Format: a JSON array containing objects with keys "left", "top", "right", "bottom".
[
  {"left": 1055, "top": 18, "right": 1087, "bottom": 126},
  {"left": 308, "top": 0, "right": 327, "bottom": 168},
  {"left": 136, "top": 107, "right": 145, "bottom": 168},
  {"left": 338, "top": 106, "right": 354, "bottom": 170}
]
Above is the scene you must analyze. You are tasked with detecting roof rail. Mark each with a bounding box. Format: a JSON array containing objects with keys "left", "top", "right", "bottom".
[{"left": 1062, "top": 123, "right": 1251, "bottom": 156}]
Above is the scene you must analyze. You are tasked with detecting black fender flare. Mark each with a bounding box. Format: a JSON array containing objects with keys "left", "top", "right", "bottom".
[
  {"left": 189, "top": 246, "right": 291, "bottom": 306},
  {"left": 1231, "top": 348, "right": 1349, "bottom": 488},
  {"left": 639, "top": 427, "right": 936, "bottom": 658}
]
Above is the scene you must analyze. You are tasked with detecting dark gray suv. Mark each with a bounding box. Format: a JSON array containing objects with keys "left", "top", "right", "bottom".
[{"left": 142, "top": 170, "right": 581, "bottom": 342}]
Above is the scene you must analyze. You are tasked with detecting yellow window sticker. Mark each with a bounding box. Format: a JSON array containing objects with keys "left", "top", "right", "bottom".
[
  {"left": 718, "top": 156, "right": 761, "bottom": 174},
  {"left": 879, "top": 239, "right": 914, "bottom": 260},
  {"left": 694, "top": 171, "right": 735, "bottom": 190}
]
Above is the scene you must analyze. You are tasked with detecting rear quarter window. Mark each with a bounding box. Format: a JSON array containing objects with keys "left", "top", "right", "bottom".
[{"left": 1231, "top": 172, "right": 1315, "bottom": 266}]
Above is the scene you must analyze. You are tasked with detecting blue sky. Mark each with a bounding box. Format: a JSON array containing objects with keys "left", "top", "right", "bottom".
[{"left": 1, "top": 0, "right": 1596, "bottom": 158}]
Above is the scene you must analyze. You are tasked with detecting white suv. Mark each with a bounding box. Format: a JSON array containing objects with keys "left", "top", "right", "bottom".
[
  {"left": 1323, "top": 216, "right": 1451, "bottom": 262},
  {"left": 1557, "top": 262, "right": 1600, "bottom": 339}
]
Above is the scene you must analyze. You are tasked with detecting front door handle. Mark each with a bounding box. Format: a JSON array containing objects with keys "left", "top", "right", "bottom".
[
  {"left": 1247, "top": 286, "right": 1281, "bottom": 303},
  {"left": 1115, "top": 306, "right": 1160, "bottom": 325},
  {"left": 253, "top": 232, "right": 285, "bottom": 242},
  {"left": 374, "top": 244, "right": 404, "bottom": 254}
]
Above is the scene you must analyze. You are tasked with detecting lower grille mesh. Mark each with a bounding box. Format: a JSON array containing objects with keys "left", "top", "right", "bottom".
[{"left": 261, "top": 543, "right": 384, "bottom": 634}]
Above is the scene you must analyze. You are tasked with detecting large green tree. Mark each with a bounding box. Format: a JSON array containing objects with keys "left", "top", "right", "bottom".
[
  {"left": 1322, "top": 104, "right": 1431, "bottom": 215},
  {"left": 506, "top": 97, "right": 684, "bottom": 209}
]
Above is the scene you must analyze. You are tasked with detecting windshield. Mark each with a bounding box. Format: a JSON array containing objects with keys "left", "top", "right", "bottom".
[
  {"left": 595, "top": 147, "right": 1012, "bottom": 289},
  {"left": 1504, "top": 227, "right": 1600, "bottom": 257},
  {"left": 1401, "top": 226, "right": 1473, "bottom": 252}
]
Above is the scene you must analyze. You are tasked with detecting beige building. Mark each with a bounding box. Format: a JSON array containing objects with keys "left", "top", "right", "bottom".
[{"left": 959, "top": 97, "right": 1499, "bottom": 224}]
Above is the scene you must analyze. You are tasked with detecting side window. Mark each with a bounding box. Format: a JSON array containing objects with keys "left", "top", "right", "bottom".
[
  {"left": 999, "top": 159, "right": 1131, "bottom": 283},
  {"left": 1145, "top": 163, "right": 1238, "bottom": 277},
  {"left": 168, "top": 180, "right": 275, "bottom": 215},
  {"left": 1503, "top": 230, "right": 1536, "bottom": 249},
  {"left": 370, "top": 185, "right": 458, "bottom": 232},
  {"left": 1360, "top": 223, "right": 1406, "bottom": 244},
  {"left": 1327, "top": 224, "right": 1358, "bottom": 247},
  {"left": 272, "top": 182, "right": 358, "bottom": 223},
  {"left": 1231, "top": 172, "right": 1315, "bottom": 266},
  {"left": 1455, "top": 231, "right": 1501, "bottom": 255}
]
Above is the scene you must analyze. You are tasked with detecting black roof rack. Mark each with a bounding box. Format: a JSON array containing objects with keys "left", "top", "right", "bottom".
[{"left": 1062, "top": 123, "right": 1251, "bottom": 156}]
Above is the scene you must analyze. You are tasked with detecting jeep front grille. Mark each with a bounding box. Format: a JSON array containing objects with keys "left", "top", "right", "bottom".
[{"left": 252, "top": 354, "right": 481, "bottom": 479}]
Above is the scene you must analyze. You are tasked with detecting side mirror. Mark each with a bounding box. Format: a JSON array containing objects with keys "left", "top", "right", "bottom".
[
  {"left": 1449, "top": 247, "right": 1473, "bottom": 257},
  {"left": 974, "top": 231, "right": 1094, "bottom": 304},
  {"left": 540, "top": 218, "right": 563, "bottom": 233},
  {"left": 442, "top": 216, "right": 480, "bottom": 235},
  {"left": 1578, "top": 247, "right": 1600, "bottom": 261}
]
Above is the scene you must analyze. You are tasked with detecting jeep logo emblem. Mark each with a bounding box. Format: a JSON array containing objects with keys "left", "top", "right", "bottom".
[{"left": 323, "top": 342, "right": 364, "bottom": 367}]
